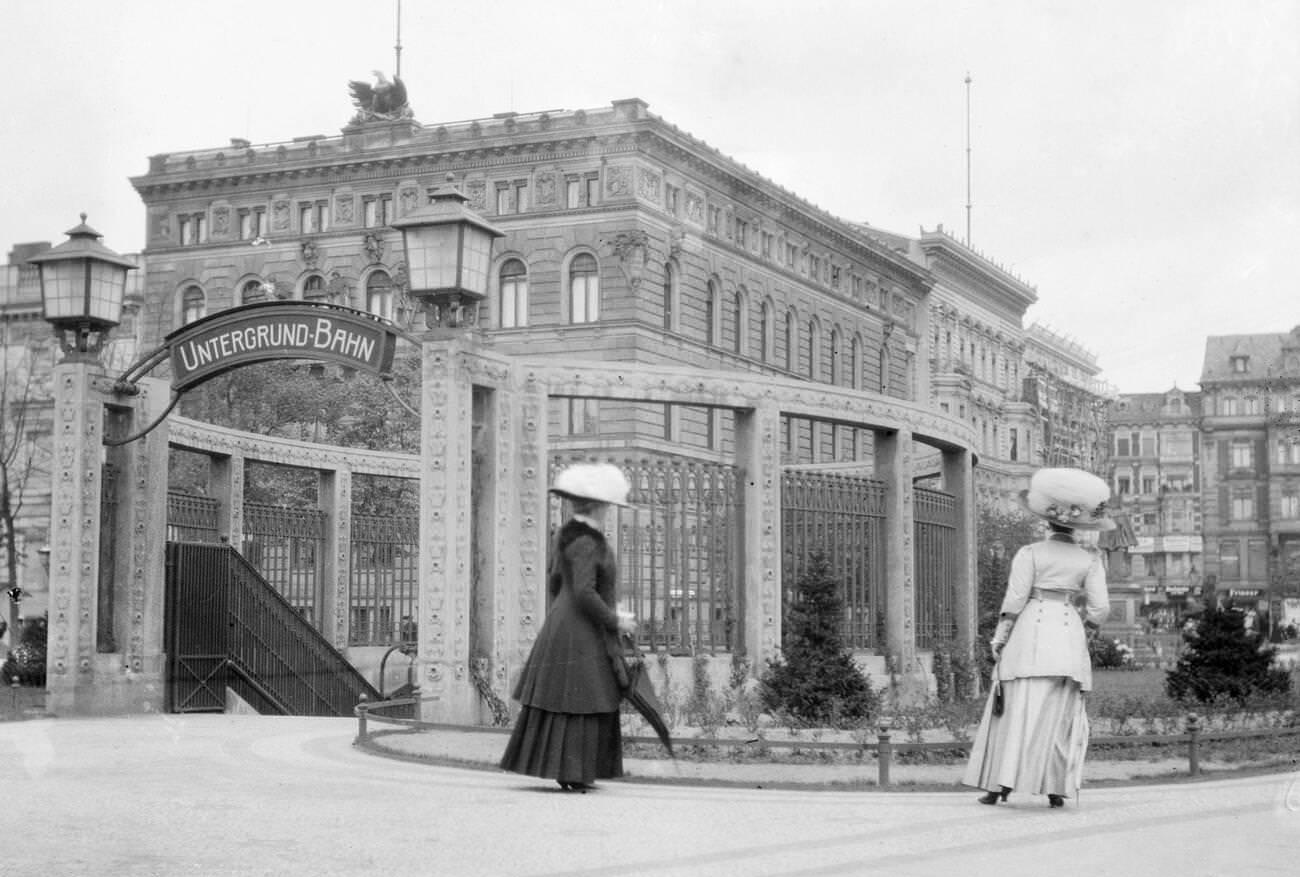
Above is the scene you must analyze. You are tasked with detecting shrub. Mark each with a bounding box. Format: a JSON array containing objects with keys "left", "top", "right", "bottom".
[
  {"left": 1, "top": 614, "right": 47, "bottom": 687},
  {"left": 1089, "top": 636, "right": 1134, "bottom": 669},
  {"left": 1165, "top": 606, "right": 1291, "bottom": 705},
  {"left": 760, "top": 553, "right": 879, "bottom": 727}
]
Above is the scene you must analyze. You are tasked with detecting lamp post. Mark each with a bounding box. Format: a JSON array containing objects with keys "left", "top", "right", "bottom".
[
  {"left": 391, "top": 174, "right": 503, "bottom": 331},
  {"left": 26, "top": 214, "right": 136, "bottom": 361},
  {"left": 391, "top": 176, "right": 503, "bottom": 723},
  {"left": 26, "top": 217, "right": 133, "bottom": 712}
]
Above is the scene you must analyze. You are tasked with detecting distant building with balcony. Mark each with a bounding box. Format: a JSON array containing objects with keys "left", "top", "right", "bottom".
[
  {"left": 1021, "top": 325, "right": 1116, "bottom": 474},
  {"left": 1105, "top": 387, "right": 1203, "bottom": 630},
  {"left": 1200, "top": 326, "right": 1300, "bottom": 634}
]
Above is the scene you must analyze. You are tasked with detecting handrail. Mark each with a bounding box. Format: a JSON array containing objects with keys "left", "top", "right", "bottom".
[{"left": 354, "top": 697, "right": 1300, "bottom": 787}]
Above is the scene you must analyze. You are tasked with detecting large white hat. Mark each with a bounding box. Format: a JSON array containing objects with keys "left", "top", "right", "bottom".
[
  {"left": 1018, "top": 467, "right": 1115, "bottom": 531},
  {"left": 550, "top": 462, "right": 633, "bottom": 507}
]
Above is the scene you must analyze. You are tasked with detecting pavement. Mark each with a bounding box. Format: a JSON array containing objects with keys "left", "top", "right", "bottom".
[{"left": 3, "top": 713, "right": 1298, "bottom": 877}]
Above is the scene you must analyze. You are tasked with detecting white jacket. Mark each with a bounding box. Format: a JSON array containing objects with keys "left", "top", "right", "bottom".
[{"left": 997, "top": 536, "right": 1109, "bottom": 690}]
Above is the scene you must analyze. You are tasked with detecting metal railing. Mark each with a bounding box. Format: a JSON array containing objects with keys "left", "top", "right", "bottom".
[
  {"left": 349, "top": 513, "right": 419, "bottom": 646},
  {"left": 914, "top": 487, "right": 958, "bottom": 650},
  {"left": 166, "top": 542, "right": 380, "bottom": 716},
  {"left": 781, "top": 470, "right": 887, "bottom": 649},
  {"left": 550, "top": 456, "right": 741, "bottom": 655},
  {"left": 241, "top": 502, "right": 327, "bottom": 629}
]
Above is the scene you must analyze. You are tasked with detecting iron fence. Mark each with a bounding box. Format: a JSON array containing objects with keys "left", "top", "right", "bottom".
[
  {"left": 549, "top": 457, "right": 741, "bottom": 655},
  {"left": 241, "top": 502, "right": 327, "bottom": 629},
  {"left": 166, "top": 492, "right": 220, "bottom": 543},
  {"left": 348, "top": 513, "right": 419, "bottom": 646},
  {"left": 781, "top": 470, "right": 887, "bottom": 649},
  {"left": 914, "top": 486, "right": 958, "bottom": 649}
]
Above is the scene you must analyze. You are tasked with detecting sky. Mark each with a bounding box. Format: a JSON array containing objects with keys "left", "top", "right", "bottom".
[{"left": 2, "top": 0, "right": 1296, "bottom": 393}]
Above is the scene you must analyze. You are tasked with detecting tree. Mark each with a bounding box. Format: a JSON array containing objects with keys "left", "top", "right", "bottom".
[
  {"left": 1, "top": 335, "right": 52, "bottom": 645},
  {"left": 760, "top": 552, "right": 879, "bottom": 727},
  {"left": 975, "top": 505, "right": 1040, "bottom": 645},
  {"left": 1165, "top": 606, "right": 1291, "bottom": 705}
]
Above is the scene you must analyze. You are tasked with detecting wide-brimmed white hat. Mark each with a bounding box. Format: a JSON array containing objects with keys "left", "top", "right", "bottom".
[
  {"left": 1018, "top": 467, "right": 1115, "bottom": 531},
  {"left": 550, "top": 462, "right": 633, "bottom": 507}
]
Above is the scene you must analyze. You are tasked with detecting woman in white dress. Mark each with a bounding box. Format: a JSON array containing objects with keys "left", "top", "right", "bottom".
[{"left": 963, "top": 467, "right": 1112, "bottom": 809}]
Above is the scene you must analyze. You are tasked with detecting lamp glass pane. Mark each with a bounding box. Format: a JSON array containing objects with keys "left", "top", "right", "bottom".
[
  {"left": 460, "top": 227, "right": 493, "bottom": 296},
  {"left": 42, "top": 261, "right": 86, "bottom": 320},
  {"left": 405, "top": 224, "right": 459, "bottom": 293},
  {"left": 87, "top": 260, "right": 125, "bottom": 324}
]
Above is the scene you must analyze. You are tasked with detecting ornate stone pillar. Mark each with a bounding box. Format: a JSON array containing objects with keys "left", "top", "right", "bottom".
[
  {"left": 506, "top": 369, "right": 550, "bottom": 709},
  {"left": 942, "top": 446, "right": 978, "bottom": 665},
  {"left": 209, "top": 452, "right": 245, "bottom": 546},
  {"left": 735, "top": 401, "right": 782, "bottom": 670},
  {"left": 320, "top": 464, "right": 352, "bottom": 649},
  {"left": 416, "top": 335, "right": 478, "bottom": 723},
  {"left": 876, "top": 426, "right": 927, "bottom": 703},
  {"left": 44, "top": 361, "right": 106, "bottom": 714}
]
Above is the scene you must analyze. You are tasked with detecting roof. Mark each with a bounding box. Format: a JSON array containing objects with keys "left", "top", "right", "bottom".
[{"left": 1200, "top": 332, "right": 1287, "bottom": 384}]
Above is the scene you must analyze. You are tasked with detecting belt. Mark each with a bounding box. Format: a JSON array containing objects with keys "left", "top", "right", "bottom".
[{"left": 1030, "top": 588, "right": 1077, "bottom": 603}]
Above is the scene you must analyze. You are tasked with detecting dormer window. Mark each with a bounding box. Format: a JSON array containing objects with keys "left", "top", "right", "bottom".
[{"left": 1231, "top": 355, "right": 1250, "bottom": 374}]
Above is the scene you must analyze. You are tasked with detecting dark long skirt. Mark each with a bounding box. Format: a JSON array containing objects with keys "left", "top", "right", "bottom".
[{"left": 499, "top": 706, "right": 624, "bottom": 785}]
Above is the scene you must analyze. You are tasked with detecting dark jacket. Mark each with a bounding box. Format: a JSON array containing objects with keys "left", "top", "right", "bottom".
[{"left": 511, "top": 519, "right": 624, "bottom": 714}]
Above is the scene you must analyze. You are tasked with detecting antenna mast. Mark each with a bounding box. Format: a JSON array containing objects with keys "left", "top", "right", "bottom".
[
  {"left": 964, "top": 72, "right": 973, "bottom": 246},
  {"left": 395, "top": 0, "right": 403, "bottom": 77}
]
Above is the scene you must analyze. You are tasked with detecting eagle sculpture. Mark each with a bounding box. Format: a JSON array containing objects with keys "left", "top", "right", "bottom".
[{"left": 348, "top": 71, "right": 412, "bottom": 123}]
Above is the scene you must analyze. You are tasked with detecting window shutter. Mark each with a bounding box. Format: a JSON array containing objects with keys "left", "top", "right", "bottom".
[{"left": 1219, "top": 485, "right": 1229, "bottom": 523}]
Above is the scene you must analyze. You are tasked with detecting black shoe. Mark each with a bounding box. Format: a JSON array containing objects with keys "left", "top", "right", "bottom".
[
  {"left": 978, "top": 786, "right": 1011, "bottom": 805},
  {"left": 1047, "top": 794, "right": 1065, "bottom": 808}
]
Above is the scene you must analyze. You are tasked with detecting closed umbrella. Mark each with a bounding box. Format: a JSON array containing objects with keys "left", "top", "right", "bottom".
[{"left": 618, "top": 639, "right": 675, "bottom": 758}]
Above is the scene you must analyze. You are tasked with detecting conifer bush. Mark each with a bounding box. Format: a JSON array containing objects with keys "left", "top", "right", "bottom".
[
  {"left": 1165, "top": 606, "right": 1291, "bottom": 705},
  {"left": 760, "top": 553, "right": 879, "bottom": 727}
]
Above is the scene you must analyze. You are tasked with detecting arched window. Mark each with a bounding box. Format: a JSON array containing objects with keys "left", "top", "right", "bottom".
[
  {"left": 302, "top": 274, "right": 326, "bottom": 302},
  {"left": 806, "top": 319, "right": 817, "bottom": 379},
  {"left": 181, "top": 285, "right": 206, "bottom": 324},
  {"left": 784, "top": 310, "right": 796, "bottom": 372},
  {"left": 732, "top": 289, "right": 745, "bottom": 354},
  {"left": 759, "top": 300, "right": 772, "bottom": 362},
  {"left": 366, "top": 270, "right": 394, "bottom": 321},
  {"left": 663, "top": 262, "right": 676, "bottom": 332},
  {"left": 705, "top": 279, "right": 719, "bottom": 345},
  {"left": 569, "top": 253, "right": 599, "bottom": 323},
  {"left": 498, "top": 259, "right": 528, "bottom": 328},
  {"left": 830, "top": 328, "right": 842, "bottom": 385},
  {"left": 240, "top": 279, "right": 267, "bottom": 305},
  {"left": 850, "top": 335, "right": 862, "bottom": 389}
]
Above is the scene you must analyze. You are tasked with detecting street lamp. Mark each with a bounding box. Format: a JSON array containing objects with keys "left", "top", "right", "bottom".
[
  {"left": 26, "top": 214, "right": 136, "bottom": 361},
  {"left": 391, "top": 174, "right": 504, "bottom": 330}
]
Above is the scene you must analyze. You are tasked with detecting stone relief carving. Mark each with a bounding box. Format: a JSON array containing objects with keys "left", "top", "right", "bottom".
[
  {"left": 271, "top": 200, "right": 291, "bottom": 232},
  {"left": 465, "top": 180, "right": 488, "bottom": 212},
  {"left": 637, "top": 168, "right": 661, "bottom": 201},
  {"left": 685, "top": 191, "right": 704, "bottom": 225},
  {"left": 400, "top": 186, "right": 419, "bottom": 217},
  {"left": 211, "top": 206, "right": 230, "bottom": 236},
  {"left": 301, "top": 240, "right": 319, "bottom": 268},
  {"left": 334, "top": 195, "right": 355, "bottom": 225},
  {"left": 605, "top": 165, "right": 631, "bottom": 197},
  {"left": 606, "top": 230, "right": 649, "bottom": 289},
  {"left": 364, "top": 233, "right": 384, "bottom": 264},
  {"left": 534, "top": 171, "right": 557, "bottom": 207}
]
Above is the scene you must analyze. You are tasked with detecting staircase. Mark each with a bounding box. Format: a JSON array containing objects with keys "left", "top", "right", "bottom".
[{"left": 166, "top": 542, "right": 381, "bottom": 715}]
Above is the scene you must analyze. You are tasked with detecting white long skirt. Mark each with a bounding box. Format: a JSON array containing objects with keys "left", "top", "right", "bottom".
[{"left": 962, "top": 675, "right": 1089, "bottom": 799}]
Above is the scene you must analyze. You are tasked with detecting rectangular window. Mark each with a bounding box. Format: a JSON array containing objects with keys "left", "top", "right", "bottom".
[
  {"left": 565, "top": 399, "right": 598, "bottom": 435},
  {"left": 238, "top": 210, "right": 252, "bottom": 240},
  {"left": 1117, "top": 476, "right": 1131, "bottom": 495},
  {"left": 1140, "top": 433, "right": 1156, "bottom": 456},
  {"left": 1230, "top": 439, "right": 1253, "bottom": 469},
  {"left": 496, "top": 185, "right": 511, "bottom": 216},
  {"left": 761, "top": 231, "right": 772, "bottom": 260},
  {"left": 665, "top": 184, "right": 679, "bottom": 216},
  {"left": 364, "top": 198, "right": 378, "bottom": 227},
  {"left": 1220, "top": 540, "right": 1240, "bottom": 579},
  {"left": 1142, "top": 476, "right": 1156, "bottom": 495},
  {"left": 1282, "top": 492, "right": 1300, "bottom": 519},
  {"left": 1115, "top": 435, "right": 1130, "bottom": 457},
  {"left": 1231, "top": 490, "right": 1255, "bottom": 521},
  {"left": 1248, "top": 538, "right": 1269, "bottom": 580},
  {"left": 253, "top": 208, "right": 267, "bottom": 237},
  {"left": 584, "top": 174, "right": 599, "bottom": 207},
  {"left": 315, "top": 200, "right": 329, "bottom": 232},
  {"left": 513, "top": 181, "right": 528, "bottom": 213},
  {"left": 178, "top": 216, "right": 192, "bottom": 245},
  {"left": 299, "top": 204, "right": 314, "bottom": 233},
  {"left": 707, "top": 205, "right": 720, "bottom": 234},
  {"left": 1231, "top": 355, "right": 1250, "bottom": 373},
  {"left": 566, "top": 178, "right": 581, "bottom": 209}
]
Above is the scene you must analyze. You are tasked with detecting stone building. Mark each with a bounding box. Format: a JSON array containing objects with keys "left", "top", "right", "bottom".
[
  {"left": 129, "top": 97, "right": 930, "bottom": 468},
  {"left": 1022, "top": 324, "right": 1116, "bottom": 473},
  {"left": 1104, "top": 387, "right": 1203, "bottom": 630},
  {"left": 1199, "top": 327, "right": 1300, "bottom": 635}
]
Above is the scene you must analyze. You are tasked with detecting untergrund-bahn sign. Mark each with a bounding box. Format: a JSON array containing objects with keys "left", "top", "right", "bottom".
[{"left": 164, "top": 300, "right": 401, "bottom": 393}]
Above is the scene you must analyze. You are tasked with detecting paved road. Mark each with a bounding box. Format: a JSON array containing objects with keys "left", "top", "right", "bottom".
[{"left": 3, "top": 715, "right": 1295, "bottom": 876}]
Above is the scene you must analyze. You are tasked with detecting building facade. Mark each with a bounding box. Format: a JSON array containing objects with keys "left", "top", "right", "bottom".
[
  {"left": 1105, "top": 387, "right": 1203, "bottom": 629},
  {"left": 1199, "top": 327, "right": 1300, "bottom": 635}
]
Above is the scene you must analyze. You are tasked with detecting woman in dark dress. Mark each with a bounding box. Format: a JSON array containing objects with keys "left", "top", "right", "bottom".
[{"left": 500, "top": 463, "right": 637, "bottom": 791}]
